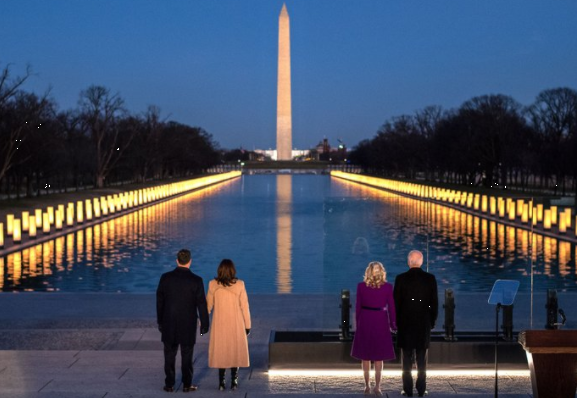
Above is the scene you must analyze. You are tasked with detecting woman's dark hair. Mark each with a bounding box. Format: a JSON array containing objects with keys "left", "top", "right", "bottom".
[{"left": 215, "top": 259, "right": 238, "bottom": 286}]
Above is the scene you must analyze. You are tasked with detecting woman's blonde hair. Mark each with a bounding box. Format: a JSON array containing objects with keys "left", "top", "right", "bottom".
[{"left": 363, "top": 261, "right": 387, "bottom": 288}]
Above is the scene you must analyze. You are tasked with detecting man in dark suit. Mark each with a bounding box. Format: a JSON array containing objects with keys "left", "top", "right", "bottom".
[
  {"left": 157, "top": 249, "right": 209, "bottom": 392},
  {"left": 393, "top": 250, "right": 438, "bottom": 397}
]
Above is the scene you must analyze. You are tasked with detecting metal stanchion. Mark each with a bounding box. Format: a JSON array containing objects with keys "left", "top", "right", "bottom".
[
  {"left": 443, "top": 288, "right": 456, "bottom": 341},
  {"left": 339, "top": 289, "right": 352, "bottom": 341},
  {"left": 501, "top": 305, "right": 513, "bottom": 341},
  {"left": 545, "top": 289, "right": 558, "bottom": 330}
]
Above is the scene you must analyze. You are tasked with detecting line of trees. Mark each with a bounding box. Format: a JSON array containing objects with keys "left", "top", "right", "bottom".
[
  {"left": 0, "top": 64, "right": 220, "bottom": 198},
  {"left": 349, "top": 88, "right": 577, "bottom": 196}
]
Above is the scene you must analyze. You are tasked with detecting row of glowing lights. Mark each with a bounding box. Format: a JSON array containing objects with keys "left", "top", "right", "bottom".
[
  {"left": 331, "top": 171, "right": 576, "bottom": 236},
  {"left": 0, "top": 172, "right": 241, "bottom": 249},
  {"left": 0, "top": 195, "right": 218, "bottom": 288},
  {"left": 3, "top": 196, "right": 575, "bottom": 284}
]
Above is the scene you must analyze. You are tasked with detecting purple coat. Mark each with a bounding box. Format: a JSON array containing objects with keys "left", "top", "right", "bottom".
[{"left": 350, "top": 281, "right": 397, "bottom": 361}]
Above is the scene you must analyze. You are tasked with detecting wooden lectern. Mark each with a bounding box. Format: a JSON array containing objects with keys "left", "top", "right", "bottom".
[{"left": 518, "top": 330, "right": 577, "bottom": 398}]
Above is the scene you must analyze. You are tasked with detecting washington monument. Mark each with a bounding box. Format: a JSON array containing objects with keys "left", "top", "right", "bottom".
[{"left": 276, "top": 3, "right": 292, "bottom": 160}]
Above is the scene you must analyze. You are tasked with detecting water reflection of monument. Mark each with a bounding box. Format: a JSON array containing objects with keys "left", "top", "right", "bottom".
[{"left": 276, "top": 175, "right": 292, "bottom": 293}]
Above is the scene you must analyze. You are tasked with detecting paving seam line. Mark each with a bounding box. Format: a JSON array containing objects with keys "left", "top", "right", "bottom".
[{"left": 37, "top": 378, "right": 53, "bottom": 392}]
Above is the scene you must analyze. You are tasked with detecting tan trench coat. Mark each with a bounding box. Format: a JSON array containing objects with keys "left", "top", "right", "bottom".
[{"left": 207, "top": 279, "right": 251, "bottom": 368}]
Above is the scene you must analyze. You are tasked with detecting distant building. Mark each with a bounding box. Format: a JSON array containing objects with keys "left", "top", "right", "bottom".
[
  {"left": 254, "top": 149, "right": 309, "bottom": 161},
  {"left": 312, "top": 137, "right": 347, "bottom": 162},
  {"left": 316, "top": 138, "right": 331, "bottom": 154}
]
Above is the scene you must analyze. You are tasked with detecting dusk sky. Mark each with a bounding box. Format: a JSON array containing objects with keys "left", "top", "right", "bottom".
[{"left": 2, "top": 1, "right": 577, "bottom": 151}]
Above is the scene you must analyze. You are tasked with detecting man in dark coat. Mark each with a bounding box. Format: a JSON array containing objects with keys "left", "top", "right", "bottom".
[
  {"left": 393, "top": 250, "right": 438, "bottom": 397},
  {"left": 157, "top": 249, "right": 209, "bottom": 392}
]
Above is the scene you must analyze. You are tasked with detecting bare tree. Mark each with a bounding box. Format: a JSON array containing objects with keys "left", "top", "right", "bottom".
[
  {"left": 414, "top": 105, "right": 443, "bottom": 180},
  {"left": 528, "top": 88, "right": 577, "bottom": 194},
  {"left": 130, "top": 105, "right": 166, "bottom": 181},
  {"left": 0, "top": 63, "right": 33, "bottom": 182},
  {"left": 78, "top": 85, "right": 133, "bottom": 188}
]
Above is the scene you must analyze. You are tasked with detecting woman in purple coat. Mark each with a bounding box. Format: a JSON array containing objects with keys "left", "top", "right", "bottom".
[{"left": 351, "top": 261, "right": 397, "bottom": 396}]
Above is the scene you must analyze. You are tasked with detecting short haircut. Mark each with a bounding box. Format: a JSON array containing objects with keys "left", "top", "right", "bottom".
[
  {"left": 177, "top": 249, "right": 191, "bottom": 265},
  {"left": 408, "top": 250, "right": 423, "bottom": 267}
]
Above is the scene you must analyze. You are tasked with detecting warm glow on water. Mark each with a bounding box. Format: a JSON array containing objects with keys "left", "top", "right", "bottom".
[{"left": 1, "top": 175, "right": 576, "bottom": 293}]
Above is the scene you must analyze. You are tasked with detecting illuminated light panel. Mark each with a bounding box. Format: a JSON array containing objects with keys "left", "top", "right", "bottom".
[
  {"left": 267, "top": 369, "right": 530, "bottom": 377},
  {"left": 6, "top": 214, "right": 14, "bottom": 236},
  {"left": 66, "top": 205, "right": 74, "bottom": 226},
  {"left": 55, "top": 209, "right": 63, "bottom": 230},
  {"left": 543, "top": 209, "right": 551, "bottom": 230},
  {"left": 47, "top": 206, "right": 55, "bottom": 224},
  {"left": 508, "top": 202, "right": 516, "bottom": 221},
  {"left": 536, "top": 204, "right": 544, "bottom": 222},
  {"left": 43, "top": 213, "right": 50, "bottom": 234},
  {"left": 559, "top": 216, "right": 567, "bottom": 233},
  {"left": 498, "top": 198, "right": 505, "bottom": 218},
  {"left": 93, "top": 198, "right": 101, "bottom": 218},
  {"left": 22, "top": 211, "right": 30, "bottom": 231},
  {"left": 551, "top": 205, "right": 558, "bottom": 225},
  {"left": 77, "top": 201, "right": 84, "bottom": 223},
  {"left": 521, "top": 204, "right": 529, "bottom": 224},
  {"left": 101, "top": 197, "right": 108, "bottom": 216},
  {"left": 85, "top": 199, "right": 93, "bottom": 220},
  {"left": 35, "top": 209, "right": 42, "bottom": 228},
  {"left": 29, "top": 215, "right": 37, "bottom": 238},
  {"left": 516, "top": 199, "right": 524, "bottom": 217},
  {"left": 13, "top": 219, "right": 22, "bottom": 243}
]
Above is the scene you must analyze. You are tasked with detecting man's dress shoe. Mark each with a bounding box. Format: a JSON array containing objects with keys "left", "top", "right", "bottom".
[
  {"left": 163, "top": 386, "right": 174, "bottom": 392},
  {"left": 182, "top": 385, "right": 198, "bottom": 392}
]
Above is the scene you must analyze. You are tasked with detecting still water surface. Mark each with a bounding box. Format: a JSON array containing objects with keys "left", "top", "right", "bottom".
[{"left": 1, "top": 175, "right": 576, "bottom": 293}]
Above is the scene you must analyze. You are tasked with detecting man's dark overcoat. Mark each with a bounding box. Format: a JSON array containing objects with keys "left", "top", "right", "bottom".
[
  {"left": 393, "top": 267, "right": 438, "bottom": 349},
  {"left": 156, "top": 267, "right": 209, "bottom": 346}
]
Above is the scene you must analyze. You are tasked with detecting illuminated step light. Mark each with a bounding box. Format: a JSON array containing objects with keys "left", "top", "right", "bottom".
[
  {"left": 6, "top": 214, "right": 14, "bottom": 236},
  {"left": 28, "top": 215, "right": 37, "bottom": 238},
  {"left": 13, "top": 219, "right": 21, "bottom": 243},
  {"left": 22, "top": 211, "right": 30, "bottom": 231},
  {"left": 43, "top": 213, "right": 50, "bottom": 234},
  {"left": 47, "top": 206, "right": 55, "bottom": 225},
  {"left": 35, "top": 209, "right": 42, "bottom": 228}
]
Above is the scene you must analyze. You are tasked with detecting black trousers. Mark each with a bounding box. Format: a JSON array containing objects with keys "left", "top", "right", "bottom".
[
  {"left": 164, "top": 342, "right": 195, "bottom": 387},
  {"left": 401, "top": 348, "right": 428, "bottom": 396}
]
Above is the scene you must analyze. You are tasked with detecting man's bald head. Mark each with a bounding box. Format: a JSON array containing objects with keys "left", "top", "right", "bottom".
[{"left": 407, "top": 250, "right": 424, "bottom": 268}]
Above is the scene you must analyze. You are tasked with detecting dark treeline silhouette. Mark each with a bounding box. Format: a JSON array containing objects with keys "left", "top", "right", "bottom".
[
  {"left": 349, "top": 88, "right": 577, "bottom": 197},
  {"left": 0, "top": 64, "right": 220, "bottom": 198}
]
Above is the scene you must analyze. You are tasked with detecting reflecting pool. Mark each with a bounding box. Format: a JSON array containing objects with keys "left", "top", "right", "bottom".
[{"left": 1, "top": 175, "right": 576, "bottom": 293}]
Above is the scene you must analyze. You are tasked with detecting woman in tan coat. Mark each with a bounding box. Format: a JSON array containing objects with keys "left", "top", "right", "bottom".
[{"left": 207, "top": 259, "right": 251, "bottom": 390}]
